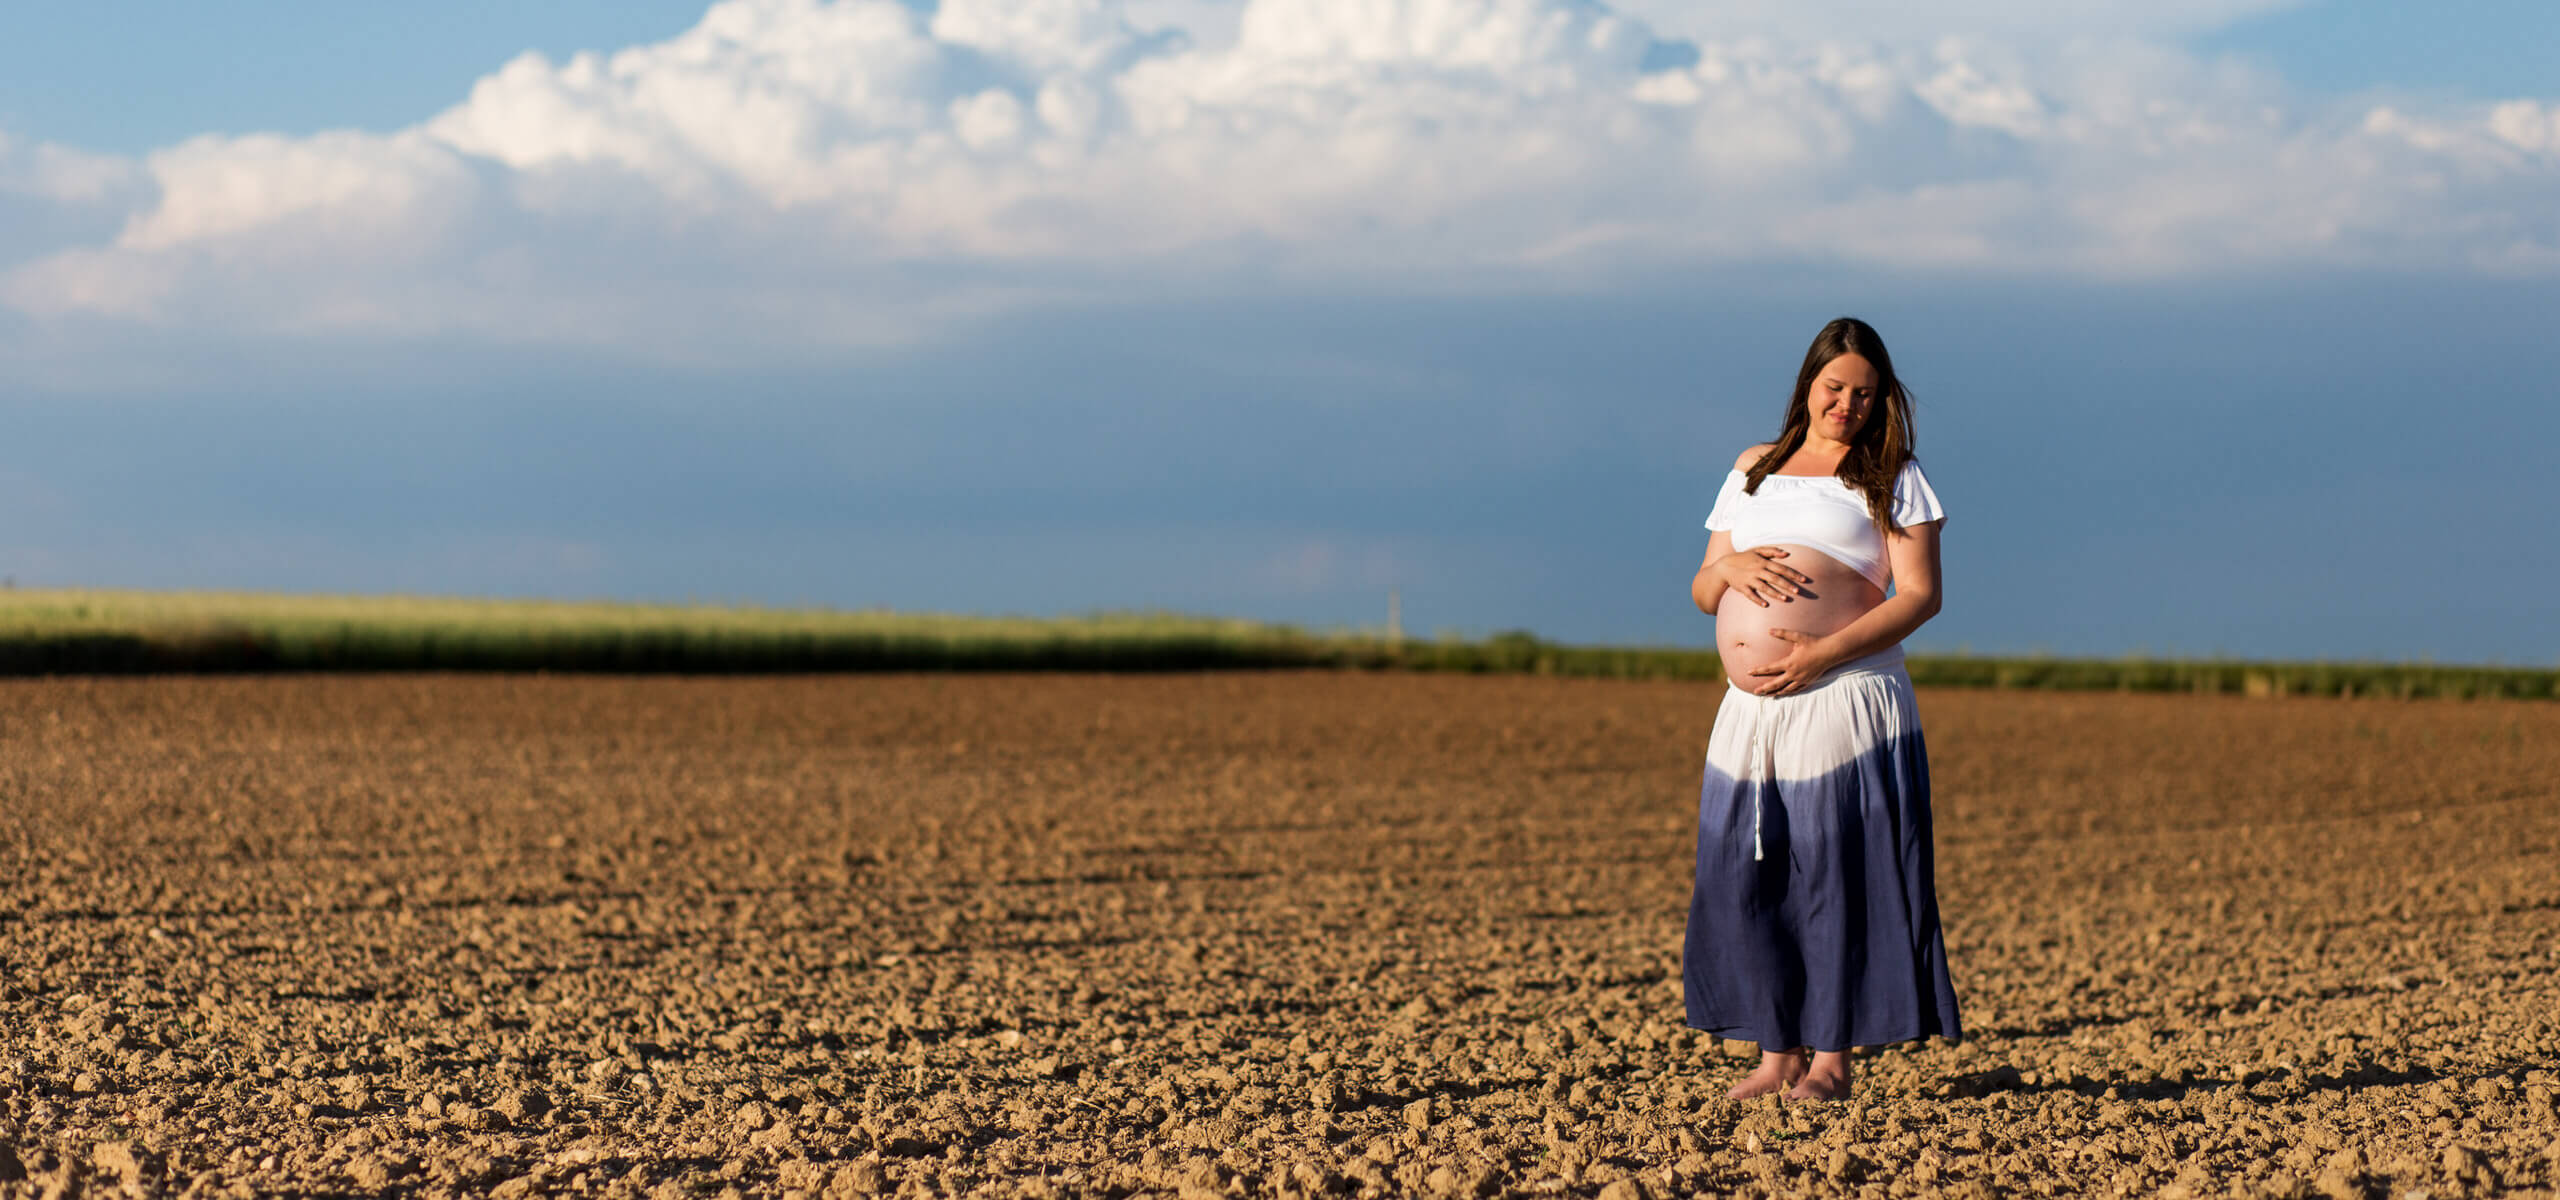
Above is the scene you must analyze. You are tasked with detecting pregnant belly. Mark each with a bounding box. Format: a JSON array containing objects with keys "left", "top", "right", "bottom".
[{"left": 1715, "top": 544, "right": 1887, "bottom": 691}]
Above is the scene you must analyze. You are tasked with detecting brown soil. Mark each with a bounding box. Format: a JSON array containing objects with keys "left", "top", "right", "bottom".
[{"left": 2, "top": 673, "right": 2556, "bottom": 1199}]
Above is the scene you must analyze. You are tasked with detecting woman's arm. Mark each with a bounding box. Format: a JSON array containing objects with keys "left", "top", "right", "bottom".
[
  {"left": 1693, "top": 529, "right": 1810, "bottom": 614},
  {"left": 1692, "top": 530, "right": 1736, "bottom": 614},
  {"left": 1747, "top": 519, "right": 1944, "bottom": 695}
]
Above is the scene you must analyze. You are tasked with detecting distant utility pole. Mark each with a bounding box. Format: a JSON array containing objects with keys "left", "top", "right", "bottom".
[{"left": 1387, "top": 588, "right": 1402, "bottom": 643}]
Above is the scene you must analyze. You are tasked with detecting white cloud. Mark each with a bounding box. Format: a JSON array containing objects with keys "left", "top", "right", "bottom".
[
  {"left": 0, "top": 132, "right": 150, "bottom": 268},
  {"left": 1607, "top": 0, "right": 2310, "bottom": 43},
  {"left": 0, "top": 133, "right": 141, "bottom": 206},
  {"left": 932, "top": 0, "right": 1150, "bottom": 74},
  {"left": 1914, "top": 52, "right": 2045, "bottom": 137},
  {"left": 2486, "top": 100, "right": 2560, "bottom": 156},
  {"left": 2, "top": 0, "right": 2553, "bottom": 348},
  {"left": 121, "top": 132, "right": 479, "bottom": 253},
  {"left": 1230, "top": 0, "right": 1647, "bottom": 72}
]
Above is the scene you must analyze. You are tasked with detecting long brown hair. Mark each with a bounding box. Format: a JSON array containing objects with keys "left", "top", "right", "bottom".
[{"left": 1743, "top": 316, "right": 1918, "bottom": 537}]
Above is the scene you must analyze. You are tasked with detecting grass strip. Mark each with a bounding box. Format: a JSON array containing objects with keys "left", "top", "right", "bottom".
[{"left": 0, "top": 589, "right": 2548, "bottom": 700}]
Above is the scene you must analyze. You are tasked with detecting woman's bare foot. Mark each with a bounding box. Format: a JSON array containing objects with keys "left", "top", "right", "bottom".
[
  {"left": 1783, "top": 1050, "right": 1852, "bottom": 1101},
  {"left": 1728, "top": 1050, "right": 1807, "bottom": 1099}
]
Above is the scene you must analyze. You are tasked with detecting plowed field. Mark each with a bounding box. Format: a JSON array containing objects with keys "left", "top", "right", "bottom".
[{"left": 3, "top": 674, "right": 2556, "bottom": 1199}]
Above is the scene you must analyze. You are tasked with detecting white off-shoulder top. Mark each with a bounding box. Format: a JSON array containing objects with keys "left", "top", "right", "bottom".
[{"left": 1703, "top": 460, "right": 1945, "bottom": 591}]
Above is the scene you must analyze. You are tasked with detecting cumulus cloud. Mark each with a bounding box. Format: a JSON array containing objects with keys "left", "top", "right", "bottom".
[
  {"left": 2485, "top": 100, "right": 2560, "bottom": 156},
  {"left": 0, "top": 133, "right": 139, "bottom": 205},
  {"left": 2, "top": 0, "right": 2554, "bottom": 348},
  {"left": 1606, "top": 0, "right": 2311, "bottom": 43},
  {"left": 0, "top": 132, "right": 148, "bottom": 267}
]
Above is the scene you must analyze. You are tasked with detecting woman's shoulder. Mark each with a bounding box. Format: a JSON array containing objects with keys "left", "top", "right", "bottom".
[{"left": 1731, "top": 443, "right": 1774, "bottom": 472}]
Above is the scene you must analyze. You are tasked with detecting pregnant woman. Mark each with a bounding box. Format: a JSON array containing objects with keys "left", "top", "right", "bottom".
[{"left": 1682, "top": 316, "right": 1961, "bottom": 1101}]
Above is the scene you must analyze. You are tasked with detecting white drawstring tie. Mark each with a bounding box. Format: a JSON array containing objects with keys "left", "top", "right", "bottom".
[{"left": 1748, "top": 704, "right": 1770, "bottom": 861}]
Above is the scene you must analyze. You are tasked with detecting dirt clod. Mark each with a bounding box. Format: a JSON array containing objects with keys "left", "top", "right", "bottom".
[
  {"left": 494, "top": 1089, "right": 548, "bottom": 1125},
  {"left": 90, "top": 1140, "right": 159, "bottom": 1187},
  {"left": 1595, "top": 1177, "right": 1651, "bottom": 1200},
  {"left": 836, "top": 1160, "right": 888, "bottom": 1195}
]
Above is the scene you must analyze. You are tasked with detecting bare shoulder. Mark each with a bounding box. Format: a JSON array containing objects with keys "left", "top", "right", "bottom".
[{"left": 1732, "top": 444, "right": 1774, "bottom": 471}]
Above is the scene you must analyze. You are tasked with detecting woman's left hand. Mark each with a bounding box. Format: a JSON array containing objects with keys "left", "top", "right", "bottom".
[{"left": 1748, "top": 629, "right": 1838, "bottom": 696}]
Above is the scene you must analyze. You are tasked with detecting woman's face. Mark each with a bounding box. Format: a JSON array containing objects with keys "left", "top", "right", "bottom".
[{"left": 1807, "top": 352, "right": 1880, "bottom": 446}]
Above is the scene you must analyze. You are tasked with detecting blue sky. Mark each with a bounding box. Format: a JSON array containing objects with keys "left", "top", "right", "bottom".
[{"left": 3, "top": 1, "right": 2556, "bottom": 663}]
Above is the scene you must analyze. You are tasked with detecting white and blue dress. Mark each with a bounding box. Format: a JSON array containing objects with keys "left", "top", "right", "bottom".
[{"left": 1683, "top": 461, "right": 1963, "bottom": 1053}]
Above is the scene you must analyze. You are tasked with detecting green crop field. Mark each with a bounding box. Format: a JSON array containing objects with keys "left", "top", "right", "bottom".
[{"left": 0, "top": 588, "right": 2548, "bottom": 699}]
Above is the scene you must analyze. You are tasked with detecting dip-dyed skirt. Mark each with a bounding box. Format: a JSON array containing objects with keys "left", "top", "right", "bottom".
[{"left": 1682, "top": 647, "right": 1962, "bottom": 1052}]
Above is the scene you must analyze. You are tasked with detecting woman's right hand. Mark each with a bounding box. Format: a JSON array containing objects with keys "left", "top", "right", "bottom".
[{"left": 1712, "top": 547, "right": 1811, "bottom": 607}]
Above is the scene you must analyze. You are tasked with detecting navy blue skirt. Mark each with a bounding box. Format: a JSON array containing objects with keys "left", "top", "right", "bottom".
[{"left": 1682, "top": 649, "right": 1961, "bottom": 1052}]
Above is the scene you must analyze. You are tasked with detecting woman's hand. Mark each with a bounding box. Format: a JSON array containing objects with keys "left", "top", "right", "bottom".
[
  {"left": 1712, "top": 547, "right": 1812, "bottom": 608},
  {"left": 1748, "top": 628, "right": 1838, "bottom": 696}
]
